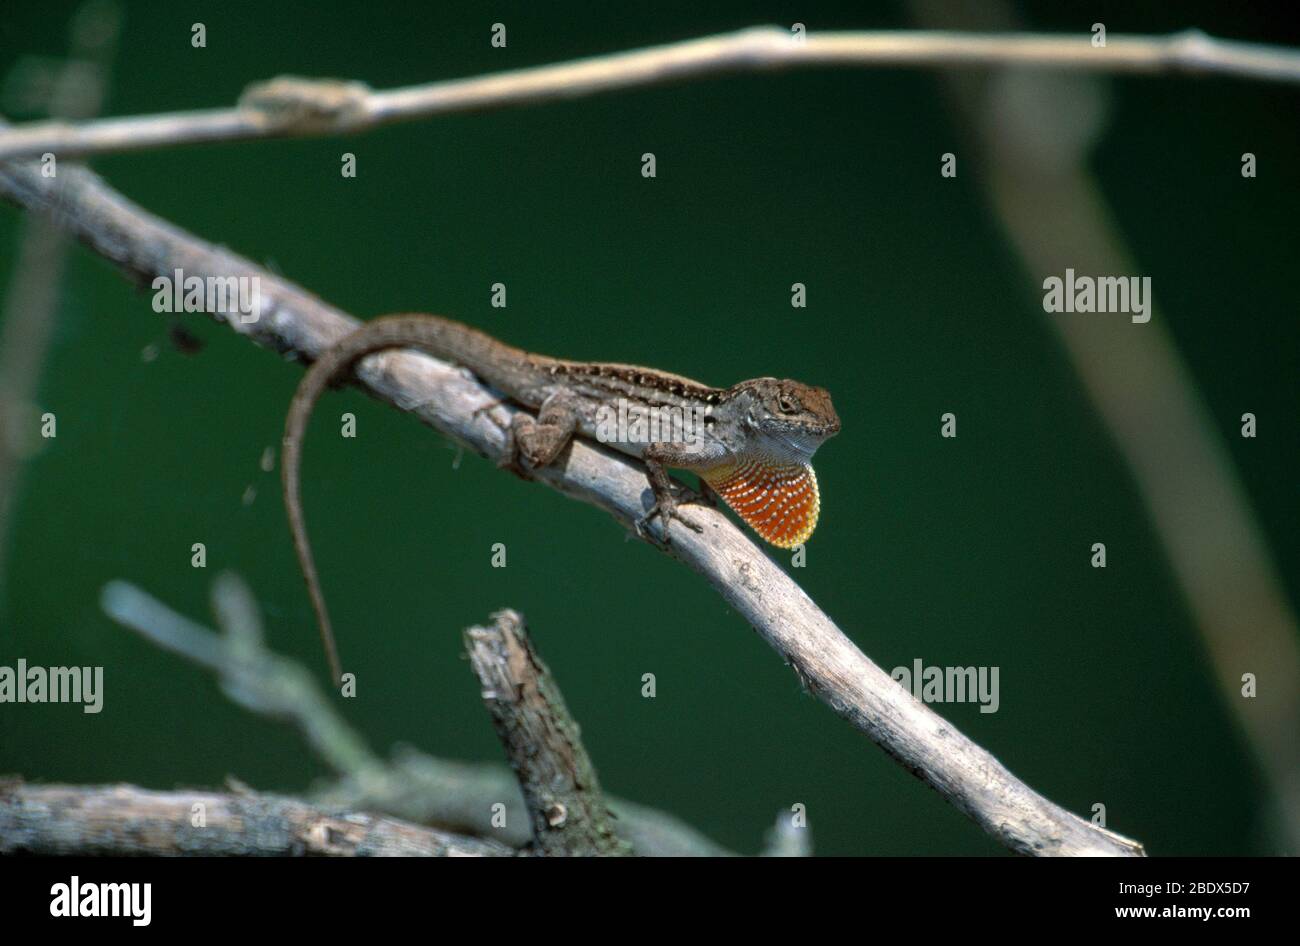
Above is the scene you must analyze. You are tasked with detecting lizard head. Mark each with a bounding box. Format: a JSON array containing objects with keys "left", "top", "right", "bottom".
[
  {"left": 699, "top": 378, "right": 840, "bottom": 549},
  {"left": 725, "top": 378, "right": 841, "bottom": 460}
]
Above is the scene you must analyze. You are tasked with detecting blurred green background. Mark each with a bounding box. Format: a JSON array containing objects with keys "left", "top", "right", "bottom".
[{"left": 1, "top": 0, "right": 1296, "bottom": 855}]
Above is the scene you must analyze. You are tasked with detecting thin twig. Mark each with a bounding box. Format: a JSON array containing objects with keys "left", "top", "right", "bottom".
[
  {"left": 0, "top": 780, "right": 512, "bottom": 856},
  {"left": 465, "top": 610, "right": 630, "bottom": 856},
  {"left": 0, "top": 27, "right": 1297, "bottom": 163},
  {"left": 102, "top": 575, "right": 379, "bottom": 775},
  {"left": 0, "top": 158, "right": 1144, "bottom": 856}
]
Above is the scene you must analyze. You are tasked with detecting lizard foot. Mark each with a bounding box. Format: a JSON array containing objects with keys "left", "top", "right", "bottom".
[
  {"left": 635, "top": 493, "right": 704, "bottom": 547},
  {"left": 472, "top": 396, "right": 510, "bottom": 421},
  {"left": 495, "top": 438, "right": 534, "bottom": 481},
  {"left": 474, "top": 402, "right": 534, "bottom": 481}
]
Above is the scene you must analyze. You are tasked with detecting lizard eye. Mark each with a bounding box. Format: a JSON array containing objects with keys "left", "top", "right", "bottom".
[{"left": 777, "top": 396, "right": 798, "bottom": 414}]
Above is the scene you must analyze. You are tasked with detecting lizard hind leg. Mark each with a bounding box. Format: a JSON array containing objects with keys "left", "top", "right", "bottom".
[{"left": 505, "top": 392, "right": 579, "bottom": 470}]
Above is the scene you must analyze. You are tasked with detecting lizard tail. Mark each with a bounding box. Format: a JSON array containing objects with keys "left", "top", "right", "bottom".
[
  {"left": 282, "top": 314, "right": 514, "bottom": 685},
  {"left": 282, "top": 348, "right": 345, "bottom": 686}
]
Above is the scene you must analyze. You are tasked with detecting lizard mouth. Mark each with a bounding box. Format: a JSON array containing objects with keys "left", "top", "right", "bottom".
[{"left": 772, "top": 425, "right": 839, "bottom": 457}]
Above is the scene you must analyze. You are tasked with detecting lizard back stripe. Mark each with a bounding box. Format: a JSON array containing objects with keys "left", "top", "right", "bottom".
[{"left": 537, "top": 360, "right": 724, "bottom": 407}]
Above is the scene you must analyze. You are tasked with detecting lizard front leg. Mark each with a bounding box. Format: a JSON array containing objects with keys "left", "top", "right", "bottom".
[{"left": 636, "top": 442, "right": 708, "bottom": 544}]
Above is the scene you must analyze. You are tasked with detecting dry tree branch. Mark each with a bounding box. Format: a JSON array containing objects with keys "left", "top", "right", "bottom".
[
  {"left": 101, "top": 575, "right": 727, "bottom": 856},
  {"left": 0, "top": 27, "right": 1297, "bottom": 163},
  {"left": 0, "top": 780, "right": 513, "bottom": 856},
  {"left": 465, "top": 610, "right": 630, "bottom": 856},
  {"left": 0, "top": 157, "right": 1144, "bottom": 857}
]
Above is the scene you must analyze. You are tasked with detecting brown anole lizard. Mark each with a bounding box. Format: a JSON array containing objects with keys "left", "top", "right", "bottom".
[{"left": 282, "top": 314, "right": 841, "bottom": 682}]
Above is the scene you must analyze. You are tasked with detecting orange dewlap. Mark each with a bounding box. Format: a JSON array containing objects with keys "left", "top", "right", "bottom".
[{"left": 702, "top": 459, "right": 821, "bottom": 549}]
